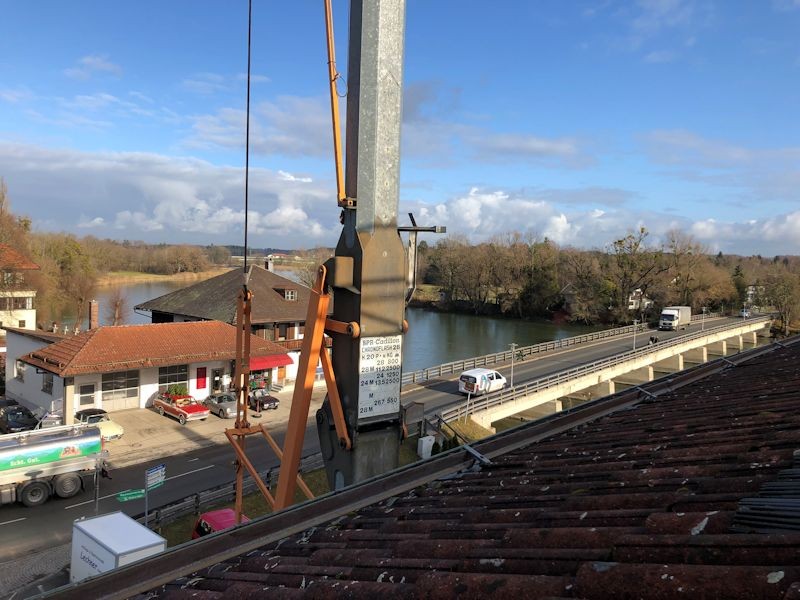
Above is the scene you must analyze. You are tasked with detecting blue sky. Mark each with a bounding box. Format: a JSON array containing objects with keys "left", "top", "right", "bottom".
[{"left": 1, "top": 0, "right": 799, "bottom": 254}]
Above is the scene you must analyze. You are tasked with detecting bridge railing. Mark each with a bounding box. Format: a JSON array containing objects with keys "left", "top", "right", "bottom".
[
  {"left": 440, "top": 315, "right": 770, "bottom": 423},
  {"left": 402, "top": 322, "right": 648, "bottom": 386}
]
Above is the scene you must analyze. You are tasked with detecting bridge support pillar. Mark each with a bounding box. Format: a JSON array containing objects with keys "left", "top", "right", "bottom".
[
  {"left": 727, "top": 334, "right": 745, "bottom": 352},
  {"left": 655, "top": 353, "right": 684, "bottom": 372},
  {"left": 707, "top": 340, "right": 727, "bottom": 357},
  {"left": 553, "top": 399, "right": 563, "bottom": 412},
  {"left": 589, "top": 380, "right": 615, "bottom": 398},
  {"left": 613, "top": 366, "right": 654, "bottom": 389},
  {"left": 745, "top": 331, "right": 758, "bottom": 346},
  {"left": 683, "top": 346, "right": 707, "bottom": 365}
]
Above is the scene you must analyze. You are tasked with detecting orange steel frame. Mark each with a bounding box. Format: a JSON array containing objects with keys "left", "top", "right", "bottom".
[{"left": 226, "top": 266, "right": 353, "bottom": 519}]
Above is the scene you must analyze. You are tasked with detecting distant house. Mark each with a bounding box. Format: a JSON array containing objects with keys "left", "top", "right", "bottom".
[
  {"left": 627, "top": 288, "right": 654, "bottom": 312},
  {"left": 135, "top": 263, "right": 328, "bottom": 383},
  {"left": 0, "top": 244, "right": 40, "bottom": 339},
  {"left": 4, "top": 321, "right": 291, "bottom": 424}
]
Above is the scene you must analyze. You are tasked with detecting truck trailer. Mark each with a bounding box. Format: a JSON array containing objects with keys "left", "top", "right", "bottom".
[
  {"left": 0, "top": 423, "right": 104, "bottom": 507},
  {"left": 659, "top": 306, "right": 692, "bottom": 331}
]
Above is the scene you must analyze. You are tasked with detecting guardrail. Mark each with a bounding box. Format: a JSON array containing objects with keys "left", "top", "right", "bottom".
[
  {"left": 402, "top": 322, "right": 650, "bottom": 386},
  {"left": 142, "top": 453, "right": 325, "bottom": 531},
  {"left": 440, "top": 315, "right": 770, "bottom": 423}
]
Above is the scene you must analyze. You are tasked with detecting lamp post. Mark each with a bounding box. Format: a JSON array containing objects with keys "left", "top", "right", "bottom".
[
  {"left": 509, "top": 342, "right": 517, "bottom": 387},
  {"left": 632, "top": 319, "right": 639, "bottom": 350},
  {"left": 702, "top": 306, "right": 707, "bottom": 331}
]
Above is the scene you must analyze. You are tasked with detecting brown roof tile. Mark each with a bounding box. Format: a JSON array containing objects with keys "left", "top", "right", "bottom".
[
  {"left": 66, "top": 338, "right": 800, "bottom": 598},
  {"left": 134, "top": 265, "right": 322, "bottom": 325},
  {"left": 0, "top": 244, "right": 39, "bottom": 270},
  {"left": 19, "top": 321, "right": 290, "bottom": 376}
]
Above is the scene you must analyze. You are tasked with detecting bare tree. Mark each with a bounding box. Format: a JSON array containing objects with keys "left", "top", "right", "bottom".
[
  {"left": 765, "top": 268, "right": 800, "bottom": 336},
  {"left": 104, "top": 287, "right": 129, "bottom": 325}
]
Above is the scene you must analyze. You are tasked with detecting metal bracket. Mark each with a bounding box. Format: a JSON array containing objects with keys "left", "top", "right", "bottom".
[
  {"left": 462, "top": 443, "right": 491, "bottom": 466},
  {"left": 635, "top": 386, "right": 658, "bottom": 399}
]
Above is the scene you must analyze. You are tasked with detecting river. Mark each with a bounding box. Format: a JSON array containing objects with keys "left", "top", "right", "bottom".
[{"left": 87, "top": 280, "right": 602, "bottom": 372}]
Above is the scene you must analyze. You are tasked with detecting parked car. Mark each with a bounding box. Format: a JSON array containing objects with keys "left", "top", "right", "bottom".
[
  {"left": 740, "top": 308, "right": 751, "bottom": 318},
  {"left": 204, "top": 392, "right": 238, "bottom": 419},
  {"left": 0, "top": 403, "right": 39, "bottom": 434},
  {"left": 153, "top": 393, "right": 209, "bottom": 425},
  {"left": 249, "top": 389, "right": 279, "bottom": 412},
  {"left": 192, "top": 508, "right": 250, "bottom": 539},
  {"left": 458, "top": 368, "right": 507, "bottom": 395},
  {"left": 74, "top": 408, "right": 125, "bottom": 441}
]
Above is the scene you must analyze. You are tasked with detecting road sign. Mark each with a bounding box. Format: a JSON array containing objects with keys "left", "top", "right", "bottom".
[
  {"left": 117, "top": 488, "right": 145, "bottom": 502},
  {"left": 145, "top": 464, "right": 166, "bottom": 490}
]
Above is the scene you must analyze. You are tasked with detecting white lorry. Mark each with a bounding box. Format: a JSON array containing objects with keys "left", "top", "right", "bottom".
[
  {"left": 71, "top": 512, "right": 166, "bottom": 583},
  {"left": 658, "top": 306, "right": 692, "bottom": 331},
  {"left": 0, "top": 423, "right": 104, "bottom": 507}
]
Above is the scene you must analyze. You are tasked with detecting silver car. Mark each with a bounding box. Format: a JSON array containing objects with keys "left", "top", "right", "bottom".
[{"left": 204, "top": 392, "right": 238, "bottom": 419}]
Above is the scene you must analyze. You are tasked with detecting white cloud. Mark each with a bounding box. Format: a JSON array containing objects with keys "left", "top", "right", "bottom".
[
  {"left": 0, "top": 142, "right": 339, "bottom": 248},
  {"left": 186, "top": 96, "right": 330, "bottom": 157},
  {"left": 77, "top": 217, "right": 106, "bottom": 229},
  {"left": 278, "top": 170, "right": 312, "bottom": 183},
  {"left": 64, "top": 55, "right": 122, "bottom": 80},
  {"left": 0, "top": 87, "right": 34, "bottom": 103}
]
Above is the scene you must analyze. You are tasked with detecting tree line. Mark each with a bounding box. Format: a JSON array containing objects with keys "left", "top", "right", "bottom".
[{"left": 418, "top": 228, "right": 800, "bottom": 334}]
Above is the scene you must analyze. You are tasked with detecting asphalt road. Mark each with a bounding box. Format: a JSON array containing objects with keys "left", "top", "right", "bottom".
[
  {"left": 0, "top": 422, "right": 320, "bottom": 562},
  {"left": 0, "top": 316, "right": 755, "bottom": 561}
]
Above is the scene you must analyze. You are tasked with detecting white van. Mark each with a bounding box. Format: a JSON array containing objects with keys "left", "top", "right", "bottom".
[{"left": 458, "top": 368, "right": 507, "bottom": 395}]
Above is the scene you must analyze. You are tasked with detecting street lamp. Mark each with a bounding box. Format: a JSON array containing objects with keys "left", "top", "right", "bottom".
[
  {"left": 632, "top": 319, "right": 639, "bottom": 350},
  {"left": 702, "top": 306, "right": 707, "bottom": 331},
  {"left": 509, "top": 342, "right": 517, "bottom": 387}
]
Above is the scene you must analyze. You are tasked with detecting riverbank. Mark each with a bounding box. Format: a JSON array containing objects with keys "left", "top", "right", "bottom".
[{"left": 95, "top": 268, "right": 233, "bottom": 287}]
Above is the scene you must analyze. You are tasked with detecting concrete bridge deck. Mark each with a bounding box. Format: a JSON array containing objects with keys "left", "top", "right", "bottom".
[{"left": 436, "top": 316, "right": 771, "bottom": 429}]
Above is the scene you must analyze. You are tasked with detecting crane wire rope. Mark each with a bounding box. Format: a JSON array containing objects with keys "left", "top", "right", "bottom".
[{"left": 243, "top": 0, "right": 252, "bottom": 273}]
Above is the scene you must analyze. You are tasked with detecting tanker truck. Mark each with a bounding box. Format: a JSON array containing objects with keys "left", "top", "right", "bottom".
[{"left": 0, "top": 424, "right": 104, "bottom": 507}]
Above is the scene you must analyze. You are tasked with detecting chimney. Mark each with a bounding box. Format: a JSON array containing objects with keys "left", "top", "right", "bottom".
[
  {"left": 265, "top": 258, "right": 274, "bottom": 272},
  {"left": 89, "top": 299, "right": 99, "bottom": 329}
]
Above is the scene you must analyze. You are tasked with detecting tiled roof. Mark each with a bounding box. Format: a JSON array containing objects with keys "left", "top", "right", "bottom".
[
  {"left": 134, "top": 265, "right": 317, "bottom": 325},
  {"left": 2, "top": 326, "right": 66, "bottom": 344},
  {"left": 71, "top": 338, "right": 800, "bottom": 599},
  {"left": 19, "top": 321, "right": 290, "bottom": 376},
  {"left": 0, "top": 244, "right": 39, "bottom": 270}
]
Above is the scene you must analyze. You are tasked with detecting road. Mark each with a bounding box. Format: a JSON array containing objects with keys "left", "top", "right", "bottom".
[
  {"left": 402, "top": 317, "right": 749, "bottom": 417},
  {"left": 1, "top": 316, "right": 756, "bottom": 561},
  {"left": 0, "top": 422, "right": 320, "bottom": 562}
]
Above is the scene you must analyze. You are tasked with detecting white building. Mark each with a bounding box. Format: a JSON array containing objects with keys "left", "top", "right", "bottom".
[{"left": 5, "top": 320, "right": 291, "bottom": 424}]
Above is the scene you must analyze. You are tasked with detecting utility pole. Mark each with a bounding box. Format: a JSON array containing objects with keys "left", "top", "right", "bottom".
[
  {"left": 509, "top": 342, "right": 517, "bottom": 387},
  {"left": 316, "top": 0, "right": 408, "bottom": 490},
  {"left": 633, "top": 319, "right": 639, "bottom": 350}
]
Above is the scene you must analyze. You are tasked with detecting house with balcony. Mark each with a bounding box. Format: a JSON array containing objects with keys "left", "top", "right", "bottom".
[
  {"left": 135, "top": 263, "right": 330, "bottom": 385},
  {"left": 0, "top": 244, "right": 40, "bottom": 345},
  {"left": 4, "top": 320, "right": 291, "bottom": 423}
]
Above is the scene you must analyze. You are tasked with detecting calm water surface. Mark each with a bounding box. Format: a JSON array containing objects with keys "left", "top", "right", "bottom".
[{"left": 90, "top": 281, "right": 602, "bottom": 372}]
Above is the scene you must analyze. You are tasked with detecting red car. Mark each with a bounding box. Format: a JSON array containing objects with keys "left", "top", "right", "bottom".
[
  {"left": 192, "top": 509, "right": 250, "bottom": 539},
  {"left": 154, "top": 393, "right": 209, "bottom": 425}
]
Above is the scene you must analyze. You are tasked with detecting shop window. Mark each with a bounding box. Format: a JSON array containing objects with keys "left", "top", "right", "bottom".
[
  {"left": 79, "top": 384, "right": 96, "bottom": 406},
  {"left": 102, "top": 370, "right": 139, "bottom": 402},
  {"left": 42, "top": 372, "right": 53, "bottom": 395},
  {"left": 158, "top": 364, "right": 188, "bottom": 392}
]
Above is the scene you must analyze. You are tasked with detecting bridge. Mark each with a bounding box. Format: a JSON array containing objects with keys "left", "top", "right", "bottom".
[{"left": 434, "top": 316, "right": 771, "bottom": 429}]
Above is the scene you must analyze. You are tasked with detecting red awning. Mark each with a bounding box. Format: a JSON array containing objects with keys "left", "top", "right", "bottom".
[{"left": 250, "top": 354, "right": 293, "bottom": 371}]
